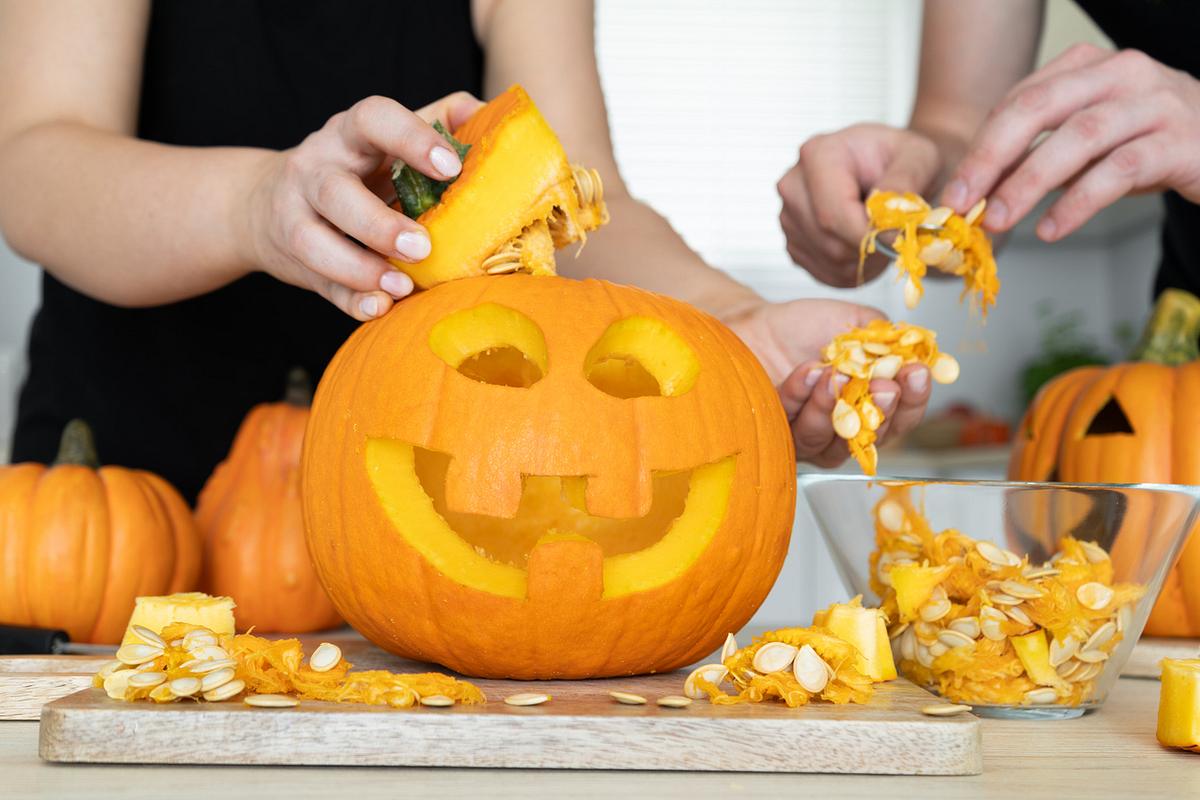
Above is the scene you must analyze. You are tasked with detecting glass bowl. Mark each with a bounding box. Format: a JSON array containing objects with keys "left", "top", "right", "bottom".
[{"left": 799, "top": 475, "right": 1200, "bottom": 719}]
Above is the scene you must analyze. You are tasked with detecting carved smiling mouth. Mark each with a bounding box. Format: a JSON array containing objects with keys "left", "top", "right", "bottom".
[{"left": 365, "top": 440, "right": 735, "bottom": 600}]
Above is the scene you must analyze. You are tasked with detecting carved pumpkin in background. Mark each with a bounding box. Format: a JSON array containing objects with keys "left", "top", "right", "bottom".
[
  {"left": 0, "top": 420, "right": 201, "bottom": 643},
  {"left": 302, "top": 275, "right": 796, "bottom": 679},
  {"left": 1009, "top": 289, "right": 1200, "bottom": 636},
  {"left": 196, "top": 370, "right": 342, "bottom": 634}
]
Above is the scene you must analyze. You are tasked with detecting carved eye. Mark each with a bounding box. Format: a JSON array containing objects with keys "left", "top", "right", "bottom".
[
  {"left": 1083, "top": 396, "right": 1134, "bottom": 436},
  {"left": 584, "top": 317, "right": 700, "bottom": 399},
  {"left": 429, "top": 304, "right": 547, "bottom": 388}
]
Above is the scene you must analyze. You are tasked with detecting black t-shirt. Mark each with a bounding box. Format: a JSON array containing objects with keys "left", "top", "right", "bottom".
[
  {"left": 11, "top": 0, "right": 483, "bottom": 503},
  {"left": 1073, "top": 0, "right": 1200, "bottom": 298}
]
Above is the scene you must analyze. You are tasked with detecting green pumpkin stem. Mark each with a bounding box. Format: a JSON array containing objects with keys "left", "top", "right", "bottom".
[
  {"left": 391, "top": 121, "right": 471, "bottom": 219},
  {"left": 1132, "top": 288, "right": 1200, "bottom": 365},
  {"left": 284, "top": 367, "right": 314, "bottom": 407},
  {"left": 54, "top": 419, "right": 101, "bottom": 468}
]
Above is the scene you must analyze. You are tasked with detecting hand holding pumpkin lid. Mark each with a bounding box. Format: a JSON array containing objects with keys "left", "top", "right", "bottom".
[{"left": 388, "top": 85, "right": 609, "bottom": 288}]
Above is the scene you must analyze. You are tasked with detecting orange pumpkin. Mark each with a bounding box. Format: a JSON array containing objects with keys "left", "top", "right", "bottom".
[
  {"left": 1009, "top": 289, "right": 1200, "bottom": 636},
  {"left": 0, "top": 420, "right": 201, "bottom": 643},
  {"left": 388, "top": 85, "right": 608, "bottom": 288},
  {"left": 302, "top": 275, "right": 795, "bottom": 678},
  {"left": 196, "top": 370, "right": 341, "bottom": 633}
]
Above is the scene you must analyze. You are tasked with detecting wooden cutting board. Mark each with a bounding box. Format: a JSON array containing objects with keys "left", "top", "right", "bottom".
[{"left": 35, "top": 642, "right": 981, "bottom": 775}]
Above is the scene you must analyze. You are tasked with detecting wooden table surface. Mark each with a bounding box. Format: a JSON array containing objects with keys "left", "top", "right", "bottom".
[{"left": 2, "top": 676, "right": 1197, "bottom": 799}]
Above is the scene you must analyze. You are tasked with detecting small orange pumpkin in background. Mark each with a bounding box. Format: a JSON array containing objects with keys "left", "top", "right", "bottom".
[
  {"left": 0, "top": 420, "right": 201, "bottom": 643},
  {"left": 196, "top": 370, "right": 341, "bottom": 633},
  {"left": 302, "top": 275, "right": 796, "bottom": 679},
  {"left": 1009, "top": 289, "right": 1200, "bottom": 636}
]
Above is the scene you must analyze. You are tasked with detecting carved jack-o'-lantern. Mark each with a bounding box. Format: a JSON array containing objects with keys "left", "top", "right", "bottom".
[
  {"left": 302, "top": 275, "right": 795, "bottom": 678},
  {"left": 1009, "top": 290, "right": 1200, "bottom": 636}
]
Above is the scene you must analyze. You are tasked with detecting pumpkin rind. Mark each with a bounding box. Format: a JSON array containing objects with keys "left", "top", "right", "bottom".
[
  {"left": 388, "top": 86, "right": 608, "bottom": 288},
  {"left": 0, "top": 421, "right": 201, "bottom": 644},
  {"left": 196, "top": 397, "right": 342, "bottom": 634},
  {"left": 302, "top": 275, "right": 795, "bottom": 679}
]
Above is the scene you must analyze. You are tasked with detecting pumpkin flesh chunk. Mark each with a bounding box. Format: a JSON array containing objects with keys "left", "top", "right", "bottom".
[{"left": 364, "top": 439, "right": 734, "bottom": 600}]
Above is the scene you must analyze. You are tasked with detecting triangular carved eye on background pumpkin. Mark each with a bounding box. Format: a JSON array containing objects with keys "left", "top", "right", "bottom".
[{"left": 1083, "top": 396, "right": 1135, "bottom": 436}]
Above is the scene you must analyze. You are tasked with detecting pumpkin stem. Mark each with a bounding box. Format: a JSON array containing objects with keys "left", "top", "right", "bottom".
[
  {"left": 54, "top": 418, "right": 101, "bottom": 468},
  {"left": 1132, "top": 289, "right": 1200, "bottom": 365},
  {"left": 284, "top": 367, "right": 313, "bottom": 406}
]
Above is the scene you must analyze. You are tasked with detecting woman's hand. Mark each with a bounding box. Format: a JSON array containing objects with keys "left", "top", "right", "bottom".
[
  {"left": 241, "top": 92, "right": 483, "bottom": 320},
  {"left": 943, "top": 44, "right": 1200, "bottom": 240},
  {"left": 724, "top": 299, "right": 932, "bottom": 467},
  {"left": 778, "top": 123, "right": 943, "bottom": 288}
]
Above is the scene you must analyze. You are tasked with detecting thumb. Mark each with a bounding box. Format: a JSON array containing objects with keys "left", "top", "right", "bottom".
[
  {"left": 874, "top": 135, "right": 941, "bottom": 196},
  {"left": 416, "top": 91, "right": 485, "bottom": 130}
]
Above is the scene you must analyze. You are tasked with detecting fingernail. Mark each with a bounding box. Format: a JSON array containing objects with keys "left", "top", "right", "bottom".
[
  {"left": 360, "top": 295, "right": 381, "bottom": 318},
  {"left": 907, "top": 369, "right": 929, "bottom": 393},
  {"left": 983, "top": 198, "right": 1008, "bottom": 229},
  {"left": 828, "top": 373, "right": 849, "bottom": 398},
  {"left": 874, "top": 392, "right": 897, "bottom": 410},
  {"left": 944, "top": 179, "right": 968, "bottom": 210},
  {"left": 429, "top": 146, "right": 461, "bottom": 179},
  {"left": 1037, "top": 217, "right": 1058, "bottom": 240},
  {"left": 395, "top": 231, "right": 431, "bottom": 261},
  {"left": 380, "top": 269, "right": 414, "bottom": 298},
  {"left": 804, "top": 368, "right": 822, "bottom": 388}
]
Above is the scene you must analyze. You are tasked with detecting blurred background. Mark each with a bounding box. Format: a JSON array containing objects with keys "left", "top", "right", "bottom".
[{"left": 0, "top": 1, "right": 1162, "bottom": 622}]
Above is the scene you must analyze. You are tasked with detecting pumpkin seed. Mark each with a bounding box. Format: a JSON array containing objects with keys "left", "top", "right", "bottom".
[
  {"left": 863, "top": 341, "right": 892, "bottom": 356},
  {"left": 913, "top": 621, "right": 940, "bottom": 645},
  {"left": 1080, "top": 540, "right": 1109, "bottom": 564},
  {"left": 792, "top": 644, "right": 831, "bottom": 693},
  {"left": 96, "top": 660, "right": 124, "bottom": 679},
  {"left": 149, "top": 683, "right": 176, "bottom": 703},
  {"left": 1085, "top": 621, "right": 1117, "bottom": 653},
  {"left": 928, "top": 641, "right": 949, "bottom": 658},
  {"left": 921, "top": 703, "right": 972, "bottom": 717},
  {"left": 752, "top": 642, "right": 799, "bottom": 674},
  {"left": 720, "top": 633, "right": 738, "bottom": 663},
  {"left": 976, "top": 541, "right": 1020, "bottom": 568},
  {"left": 203, "top": 678, "right": 245, "bottom": 702},
  {"left": 684, "top": 664, "right": 729, "bottom": 698},
  {"left": 1075, "top": 648, "right": 1109, "bottom": 664},
  {"left": 889, "top": 621, "right": 911, "bottom": 640},
  {"left": 504, "top": 693, "right": 550, "bottom": 707},
  {"left": 130, "top": 625, "right": 166, "bottom": 649},
  {"left": 832, "top": 398, "right": 862, "bottom": 440},
  {"left": 610, "top": 691, "right": 647, "bottom": 705},
  {"left": 989, "top": 593, "right": 1022, "bottom": 606},
  {"left": 870, "top": 354, "right": 904, "bottom": 380},
  {"left": 167, "top": 677, "right": 201, "bottom": 698},
  {"left": 183, "top": 631, "right": 218, "bottom": 650},
  {"left": 930, "top": 353, "right": 959, "bottom": 385},
  {"left": 919, "top": 597, "right": 951, "bottom": 622},
  {"left": 185, "top": 657, "right": 237, "bottom": 674},
  {"left": 1005, "top": 605, "right": 1033, "bottom": 627},
  {"left": 169, "top": 639, "right": 184, "bottom": 648},
  {"left": 915, "top": 643, "right": 935, "bottom": 668},
  {"left": 199, "top": 668, "right": 236, "bottom": 692},
  {"left": 657, "top": 695, "right": 693, "bottom": 708},
  {"left": 1022, "top": 566, "right": 1061, "bottom": 580},
  {"left": 885, "top": 195, "right": 925, "bottom": 213},
  {"left": 980, "top": 608, "right": 1007, "bottom": 641},
  {"left": 873, "top": 501, "right": 902, "bottom": 532},
  {"left": 127, "top": 671, "right": 166, "bottom": 689},
  {"left": 103, "top": 670, "right": 133, "bottom": 700},
  {"left": 1057, "top": 659, "right": 1084, "bottom": 680},
  {"left": 189, "top": 645, "right": 230, "bottom": 662},
  {"left": 1024, "top": 687, "right": 1058, "bottom": 705},
  {"left": 918, "top": 237, "right": 955, "bottom": 267},
  {"left": 418, "top": 695, "right": 454, "bottom": 708},
  {"left": 1048, "top": 635, "right": 1080, "bottom": 667},
  {"left": 998, "top": 581, "right": 1045, "bottom": 600},
  {"left": 1073, "top": 662, "right": 1104, "bottom": 682},
  {"left": 964, "top": 198, "right": 987, "bottom": 226},
  {"left": 922, "top": 206, "right": 954, "bottom": 228},
  {"left": 309, "top": 642, "right": 342, "bottom": 673},
  {"left": 903, "top": 277, "right": 921, "bottom": 310},
  {"left": 948, "top": 617, "right": 980, "bottom": 640},
  {"left": 115, "top": 643, "right": 164, "bottom": 666},
  {"left": 1077, "top": 582, "right": 1114, "bottom": 611},
  {"left": 937, "top": 629, "right": 976, "bottom": 650},
  {"left": 899, "top": 627, "right": 918, "bottom": 663},
  {"left": 1117, "top": 604, "right": 1132, "bottom": 633},
  {"left": 860, "top": 401, "right": 884, "bottom": 432}
]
